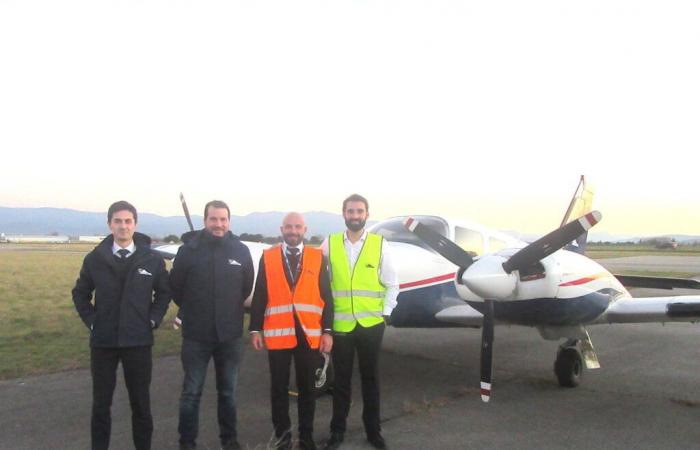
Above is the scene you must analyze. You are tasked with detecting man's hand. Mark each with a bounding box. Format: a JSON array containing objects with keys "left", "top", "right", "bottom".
[
  {"left": 251, "top": 332, "right": 264, "bottom": 350},
  {"left": 319, "top": 333, "right": 333, "bottom": 354},
  {"left": 173, "top": 316, "right": 182, "bottom": 330},
  {"left": 383, "top": 315, "right": 391, "bottom": 326}
]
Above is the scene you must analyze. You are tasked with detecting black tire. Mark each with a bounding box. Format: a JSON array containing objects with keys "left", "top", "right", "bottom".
[
  {"left": 313, "top": 353, "right": 334, "bottom": 397},
  {"left": 554, "top": 347, "right": 583, "bottom": 388}
]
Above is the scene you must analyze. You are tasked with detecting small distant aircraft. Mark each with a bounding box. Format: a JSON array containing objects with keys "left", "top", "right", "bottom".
[{"left": 158, "top": 180, "right": 700, "bottom": 402}]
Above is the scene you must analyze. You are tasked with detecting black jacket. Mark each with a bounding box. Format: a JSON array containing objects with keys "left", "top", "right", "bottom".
[
  {"left": 170, "top": 230, "right": 254, "bottom": 343},
  {"left": 72, "top": 232, "right": 171, "bottom": 348}
]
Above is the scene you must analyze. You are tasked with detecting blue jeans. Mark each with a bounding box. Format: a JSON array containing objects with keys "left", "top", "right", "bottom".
[{"left": 178, "top": 337, "right": 243, "bottom": 446}]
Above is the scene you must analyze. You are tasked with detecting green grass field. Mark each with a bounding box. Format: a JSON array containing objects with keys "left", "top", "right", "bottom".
[
  {"left": 586, "top": 244, "right": 700, "bottom": 259},
  {"left": 0, "top": 244, "right": 182, "bottom": 380}
]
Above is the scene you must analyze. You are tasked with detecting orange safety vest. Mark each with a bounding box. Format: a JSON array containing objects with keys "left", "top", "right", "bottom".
[{"left": 262, "top": 246, "right": 325, "bottom": 350}]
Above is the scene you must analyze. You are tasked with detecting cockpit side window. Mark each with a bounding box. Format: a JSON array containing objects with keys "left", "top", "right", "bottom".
[
  {"left": 372, "top": 217, "right": 449, "bottom": 252},
  {"left": 455, "top": 226, "right": 484, "bottom": 257},
  {"left": 489, "top": 237, "right": 508, "bottom": 253}
]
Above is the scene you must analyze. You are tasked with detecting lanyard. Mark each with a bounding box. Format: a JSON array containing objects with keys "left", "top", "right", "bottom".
[{"left": 282, "top": 247, "right": 302, "bottom": 284}]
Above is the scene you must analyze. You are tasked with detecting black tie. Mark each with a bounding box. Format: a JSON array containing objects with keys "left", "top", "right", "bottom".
[
  {"left": 286, "top": 247, "right": 300, "bottom": 284},
  {"left": 117, "top": 249, "right": 130, "bottom": 261}
]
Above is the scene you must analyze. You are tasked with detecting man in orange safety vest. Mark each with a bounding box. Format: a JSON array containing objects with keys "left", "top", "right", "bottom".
[{"left": 250, "top": 212, "right": 334, "bottom": 450}]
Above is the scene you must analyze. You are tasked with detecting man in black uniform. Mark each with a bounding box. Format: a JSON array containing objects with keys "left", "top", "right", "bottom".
[
  {"left": 171, "top": 200, "right": 255, "bottom": 450},
  {"left": 72, "top": 200, "right": 171, "bottom": 450}
]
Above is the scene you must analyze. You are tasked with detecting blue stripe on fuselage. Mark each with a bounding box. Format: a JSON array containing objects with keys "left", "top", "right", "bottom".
[{"left": 391, "top": 281, "right": 464, "bottom": 327}]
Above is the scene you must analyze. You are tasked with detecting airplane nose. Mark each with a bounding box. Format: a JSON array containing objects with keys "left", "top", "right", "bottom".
[{"left": 461, "top": 255, "right": 517, "bottom": 300}]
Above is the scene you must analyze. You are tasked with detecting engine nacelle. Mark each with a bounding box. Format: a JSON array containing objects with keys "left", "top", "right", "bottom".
[{"left": 459, "top": 254, "right": 518, "bottom": 301}]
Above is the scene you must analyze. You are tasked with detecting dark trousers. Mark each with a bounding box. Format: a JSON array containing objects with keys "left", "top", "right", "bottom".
[
  {"left": 330, "top": 322, "right": 385, "bottom": 436},
  {"left": 91, "top": 346, "right": 153, "bottom": 450},
  {"left": 178, "top": 337, "right": 243, "bottom": 446},
  {"left": 268, "top": 338, "right": 318, "bottom": 439}
]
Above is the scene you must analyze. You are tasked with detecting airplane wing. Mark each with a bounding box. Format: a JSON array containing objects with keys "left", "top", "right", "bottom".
[
  {"left": 153, "top": 244, "right": 180, "bottom": 260},
  {"left": 614, "top": 275, "right": 700, "bottom": 290},
  {"left": 595, "top": 296, "right": 700, "bottom": 324}
]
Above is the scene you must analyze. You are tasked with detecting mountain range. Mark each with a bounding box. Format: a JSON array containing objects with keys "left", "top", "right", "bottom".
[
  {"left": 2, "top": 206, "right": 699, "bottom": 244},
  {"left": 0, "top": 207, "right": 346, "bottom": 238}
]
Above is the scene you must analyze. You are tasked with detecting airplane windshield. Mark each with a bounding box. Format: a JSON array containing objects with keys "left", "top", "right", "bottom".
[{"left": 371, "top": 216, "right": 449, "bottom": 252}]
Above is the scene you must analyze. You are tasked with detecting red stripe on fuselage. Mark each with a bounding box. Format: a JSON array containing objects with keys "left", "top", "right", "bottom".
[
  {"left": 400, "top": 273, "right": 455, "bottom": 289},
  {"left": 559, "top": 272, "right": 608, "bottom": 287}
]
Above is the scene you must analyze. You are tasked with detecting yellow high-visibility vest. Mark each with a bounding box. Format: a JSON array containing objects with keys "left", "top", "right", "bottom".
[{"left": 328, "top": 232, "right": 386, "bottom": 332}]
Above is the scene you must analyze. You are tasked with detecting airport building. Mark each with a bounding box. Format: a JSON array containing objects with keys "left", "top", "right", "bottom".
[{"left": 1, "top": 234, "right": 71, "bottom": 243}]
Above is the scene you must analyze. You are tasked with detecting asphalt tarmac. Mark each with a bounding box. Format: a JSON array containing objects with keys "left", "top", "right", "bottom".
[{"left": 2, "top": 256, "right": 700, "bottom": 450}]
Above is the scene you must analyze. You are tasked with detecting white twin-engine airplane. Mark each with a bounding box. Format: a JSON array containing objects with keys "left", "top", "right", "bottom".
[{"left": 159, "top": 180, "right": 700, "bottom": 402}]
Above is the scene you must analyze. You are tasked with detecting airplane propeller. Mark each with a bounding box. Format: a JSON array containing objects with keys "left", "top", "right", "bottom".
[
  {"left": 404, "top": 211, "right": 602, "bottom": 403},
  {"left": 404, "top": 217, "right": 474, "bottom": 268},
  {"left": 502, "top": 211, "right": 602, "bottom": 273}
]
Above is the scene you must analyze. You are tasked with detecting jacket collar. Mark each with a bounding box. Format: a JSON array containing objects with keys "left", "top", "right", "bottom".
[
  {"left": 182, "top": 229, "right": 239, "bottom": 250},
  {"left": 96, "top": 232, "right": 152, "bottom": 263}
]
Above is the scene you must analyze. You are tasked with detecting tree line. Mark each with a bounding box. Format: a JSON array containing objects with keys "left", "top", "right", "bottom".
[{"left": 161, "top": 233, "right": 325, "bottom": 246}]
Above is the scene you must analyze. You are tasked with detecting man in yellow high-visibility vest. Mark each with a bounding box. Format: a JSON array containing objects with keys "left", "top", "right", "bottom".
[{"left": 321, "top": 194, "right": 399, "bottom": 450}]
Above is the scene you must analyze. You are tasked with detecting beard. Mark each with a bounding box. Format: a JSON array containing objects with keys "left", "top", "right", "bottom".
[
  {"left": 283, "top": 233, "right": 303, "bottom": 246},
  {"left": 345, "top": 218, "right": 366, "bottom": 232}
]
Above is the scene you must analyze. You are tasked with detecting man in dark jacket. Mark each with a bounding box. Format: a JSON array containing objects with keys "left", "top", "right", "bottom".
[
  {"left": 170, "top": 200, "right": 255, "bottom": 450},
  {"left": 72, "top": 200, "right": 171, "bottom": 450}
]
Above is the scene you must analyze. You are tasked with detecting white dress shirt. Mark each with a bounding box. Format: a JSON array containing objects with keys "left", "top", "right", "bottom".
[
  {"left": 282, "top": 242, "right": 304, "bottom": 255},
  {"left": 112, "top": 241, "right": 136, "bottom": 257},
  {"left": 321, "top": 230, "right": 399, "bottom": 316}
]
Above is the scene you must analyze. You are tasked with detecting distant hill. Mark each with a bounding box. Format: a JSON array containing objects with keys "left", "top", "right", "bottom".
[
  {"left": 500, "top": 230, "right": 700, "bottom": 245},
  {"left": 0, "top": 207, "right": 348, "bottom": 238}
]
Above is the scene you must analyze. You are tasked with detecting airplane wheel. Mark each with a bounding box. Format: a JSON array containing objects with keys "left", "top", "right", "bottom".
[{"left": 554, "top": 347, "right": 583, "bottom": 388}]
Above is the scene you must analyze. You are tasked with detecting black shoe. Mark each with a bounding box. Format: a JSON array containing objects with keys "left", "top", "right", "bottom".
[
  {"left": 322, "top": 432, "right": 344, "bottom": 450},
  {"left": 273, "top": 430, "right": 293, "bottom": 450},
  {"left": 299, "top": 435, "right": 318, "bottom": 450},
  {"left": 221, "top": 440, "right": 241, "bottom": 450},
  {"left": 179, "top": 443, "right": 196, "bottom": 450},
  {"left": 367, "top": 433, "right": 386, "bottom": 449}
]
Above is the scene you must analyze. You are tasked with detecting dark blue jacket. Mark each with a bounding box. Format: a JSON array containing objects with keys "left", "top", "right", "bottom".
[
  {"left": 170, "top": 230, "right": 254, "bottom": 343},
  {"left": 72, "top": 232, "right": 171, "bottom": 348}
]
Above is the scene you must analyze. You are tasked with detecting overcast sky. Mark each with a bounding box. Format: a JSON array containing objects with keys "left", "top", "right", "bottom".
[{"left": 1, "top": 0, "right": 698, "bottom": 236}]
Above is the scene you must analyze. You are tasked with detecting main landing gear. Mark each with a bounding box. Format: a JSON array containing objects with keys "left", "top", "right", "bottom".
[
  {"left": 554, "top": 340, "right": 584, "bottom": 387},
  {"left": 553, "top": 333, "right": 600, "bottom": 387}
]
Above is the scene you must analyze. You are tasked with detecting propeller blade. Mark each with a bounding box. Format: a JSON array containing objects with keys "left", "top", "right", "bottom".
[
  {"left": 480, "top": 299, "right": 495, "bottom": 403},
  {"left": 404, "top": 217, "right": 474, "bottom": 269},
  {"left": 502, "top": 211, "right": 602, "bottom": 273},
  {"left": 180, "top": 192, "right": 195, "bottom": 232}
]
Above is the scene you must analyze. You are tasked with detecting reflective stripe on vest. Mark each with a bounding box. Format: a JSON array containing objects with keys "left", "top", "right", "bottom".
[
  {"left": 328, "top": 232, "right": 386, "bottom": 332},
  {"left": 262, "top": 246, "right": 325, "bottom": 349},
  {"left": 265, "top": 303, "right": 324, "bottom": 316}
]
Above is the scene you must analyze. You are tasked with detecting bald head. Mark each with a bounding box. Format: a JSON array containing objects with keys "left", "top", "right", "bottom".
[{"left": 281, "top": 212, "right": 307, "bottom": 246}]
